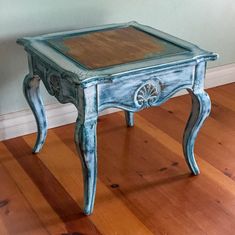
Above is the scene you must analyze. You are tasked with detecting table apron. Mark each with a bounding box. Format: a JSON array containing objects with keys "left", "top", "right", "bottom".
[{"left": 98, "top": 65, "right": 194, "bottom": 112}]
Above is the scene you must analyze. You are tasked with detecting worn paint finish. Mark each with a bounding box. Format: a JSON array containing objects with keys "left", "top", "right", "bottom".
[
  {"left": 183, "top": 62, "right": 211, "bottom": 175},
  {"left": 125, "top": 111, "right": 134, "bottom": 127},
  {"left": 97, "top": 65, "right": 194, "bottom": 112},
  {"left": 75, "top": 118, "right": 97, "bottom": 215},
  {"left": 23, "top": 74, "right": 48, "bottom": 153},
  {"left": 183, "top": 90, "right": 211, "bottom": 175},
  {"left": 18, "top": 21, "right": 218, "bottom": 215}
]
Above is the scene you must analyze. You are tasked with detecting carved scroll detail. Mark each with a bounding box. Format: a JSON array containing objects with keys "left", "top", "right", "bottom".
[
  {"left": 134, "top": 80, "right": 161, "bottom": 108},
  {"left": 49, "top": 74, "right": 61, "bottom": 97}
]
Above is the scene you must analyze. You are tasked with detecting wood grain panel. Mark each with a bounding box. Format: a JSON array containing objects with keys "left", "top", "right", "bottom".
[
  {"left": 0, "top": 161, "right": 49, "bottom": 235},
  {"left": 48, "top": 27, "right": 186, "bottom": 69},
  {"left": 0, "top": 142, "right": 67, "bottom": 235}
]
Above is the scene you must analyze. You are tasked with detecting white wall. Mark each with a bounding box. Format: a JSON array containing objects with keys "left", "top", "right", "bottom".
[{"left": 0, "top": 0, "right": 235, "bottom": 115}]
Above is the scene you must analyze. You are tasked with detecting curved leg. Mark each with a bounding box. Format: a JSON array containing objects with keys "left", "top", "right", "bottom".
[
  {"left": 74, "top": 118, "right": 97, "bottom": 215},
  {"left": 183, "top": 90, "right": 211, "bottom": 175},
  {"left": 23, "top": 74, "right": 48, "bottom": 153},
  {"left": 125, "top": 111, "right": 134, "bottom": 127}
]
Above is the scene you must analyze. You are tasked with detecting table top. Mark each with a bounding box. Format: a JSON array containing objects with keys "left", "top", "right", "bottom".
[
  {"left": 18, "top": 21, "right": 217, "bottom": 84},
  {"left": 46, "top": 26, "right": 187, "bottom": 70}
]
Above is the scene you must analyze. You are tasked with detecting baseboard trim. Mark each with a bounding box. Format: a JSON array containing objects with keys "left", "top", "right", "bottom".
[{"left": 1, "top": 63, "right": 235, "bottom": 141}]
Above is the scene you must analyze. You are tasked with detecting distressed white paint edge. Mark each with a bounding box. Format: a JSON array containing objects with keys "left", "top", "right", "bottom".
[{"left": 1, "top": 63, "right": 235, "bottom": 141}]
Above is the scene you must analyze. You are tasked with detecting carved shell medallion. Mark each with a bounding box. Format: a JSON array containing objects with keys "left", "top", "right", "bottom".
[{"left": 135, "top": 80, "right": 161, "bottom": 108}]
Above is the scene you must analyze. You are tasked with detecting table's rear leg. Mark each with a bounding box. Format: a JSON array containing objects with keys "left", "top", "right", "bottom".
[
  {"left": 124, "top": 111, "right": 134, "bottom": 127},
  {"left": 74, "top": 118, "right": 97, "bottom": 215},
  {"left": 183, "top": 90, "right": 211, "bottom": 175},
  {"left": 23, "top": 74, "right": 48, "bottom": 153}
]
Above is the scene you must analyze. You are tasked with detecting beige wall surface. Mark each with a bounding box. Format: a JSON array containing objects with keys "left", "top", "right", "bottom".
[{"left": 0, "top": 0, "right": 235, "bottom": 114}]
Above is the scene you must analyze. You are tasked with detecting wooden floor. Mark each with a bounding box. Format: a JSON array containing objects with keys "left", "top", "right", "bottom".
[{"left": 1, "top": 83, "right": 235, "bottom": 235}]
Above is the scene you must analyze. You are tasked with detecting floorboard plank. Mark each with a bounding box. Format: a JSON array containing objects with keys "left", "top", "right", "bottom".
[{"left": 0, "top": 144, "right": 50, "bottom": 235}]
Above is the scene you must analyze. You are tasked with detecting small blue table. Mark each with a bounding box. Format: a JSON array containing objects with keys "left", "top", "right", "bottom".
[{"left": 17, "top": 21, "right": 217, "bottom": 215}]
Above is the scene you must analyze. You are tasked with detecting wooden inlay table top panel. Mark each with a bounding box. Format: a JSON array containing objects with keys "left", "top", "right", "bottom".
[{"left": 47, "top": 27, "right": 187, "bottom": 69}]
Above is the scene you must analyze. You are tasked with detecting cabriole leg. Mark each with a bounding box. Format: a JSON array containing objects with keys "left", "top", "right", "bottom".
[
  {"left": 23, "top": 74, "right": 48, "bottom": 153},
  {"left": 183, "top": 90, "right": 211, "bottom": 175},
  {"left": 125, "top": 111, "right": 134, "bottom": 127},
  {"left": 74, "top": 118, "right": 97, "bottom": 215}
]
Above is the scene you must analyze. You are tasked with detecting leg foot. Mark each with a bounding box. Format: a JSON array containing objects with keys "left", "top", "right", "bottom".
[
  {"left": 75, "top": 118, "right": 97, "bottom": 215},
  {"left": 125, "top": 111, "right": 134, "bottom": 127},
  {"left": 23, "top": 75, "right": 48, "bottom": 153},
  {"left": 183, "top": 90, "right": 211, "bottom": 175}
]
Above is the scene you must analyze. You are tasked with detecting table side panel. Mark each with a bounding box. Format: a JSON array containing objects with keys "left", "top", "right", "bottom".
[
  {"left": 31, "top": 54, "right": 79, "bottom": 106},
  {"left": 98, "top": 65, "right": 194, "bottom": 112}
]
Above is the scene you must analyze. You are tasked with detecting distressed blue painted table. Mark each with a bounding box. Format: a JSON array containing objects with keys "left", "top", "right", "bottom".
[{"left": 17, "top": 21, "right": 217, "bottom": 215}]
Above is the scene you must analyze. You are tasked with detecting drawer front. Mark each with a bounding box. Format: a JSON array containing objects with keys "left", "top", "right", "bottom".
[{"left": 98, "top": 65, "right": 194, "bottom": 112}]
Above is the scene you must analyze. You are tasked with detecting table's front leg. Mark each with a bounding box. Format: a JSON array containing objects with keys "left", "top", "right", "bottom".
[
  {"left": 183, "top": 62, "right": 211, "bottom": 175},
  {"left": 75, "top": 118, "right": 97, "bottom": 215},
  {"left": 74, "top": 86, "right": 98, "bottom": 215},
  {"left": 23, "top": 74, "right": 48, "bottom": 153}
]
